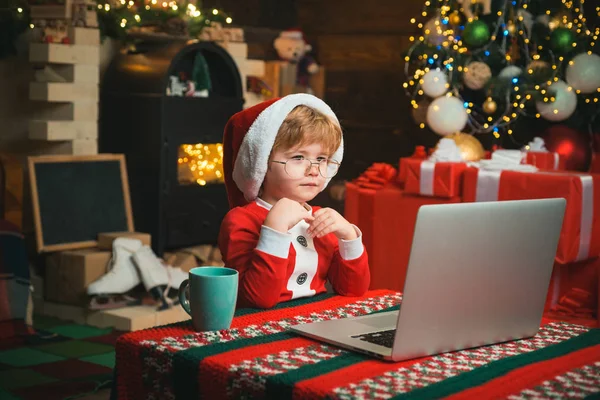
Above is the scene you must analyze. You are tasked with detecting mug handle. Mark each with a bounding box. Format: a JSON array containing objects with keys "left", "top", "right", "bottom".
[{"left": 178, "top": 279, "right": 192, "bottom": 316}]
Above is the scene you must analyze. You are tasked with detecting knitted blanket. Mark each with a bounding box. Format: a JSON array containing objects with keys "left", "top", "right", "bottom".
[{"left": 113, "top": 290, "right": 600, "bottom": 400}]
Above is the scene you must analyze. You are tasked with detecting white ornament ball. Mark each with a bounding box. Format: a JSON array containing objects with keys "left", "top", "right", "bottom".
[
  {"left": 536, "top": 80, "right": 577, "bottom": 122},
  {"left": 426, "top": 96, "right": 469, "bottom": 136},
  {"left": 498, "top": 65, "right": 523, "bottom": 80},
  {"left": 422, "top": 69, "right": 448, "bottom": 98},
  {"left": 566, "top": 53, "right": 600, "bottom": 94},
  {"left": 518, "top": 9, "right": 533, "bottom": 33},
  {"left": 535, "top": 14, "right": 550, "bottom": 28},
  {"left": 424, "top": 17, "right": 446, "bottom": 46},
  {"left": 463, "top": 61, "right": 492, "bottom": 90}
]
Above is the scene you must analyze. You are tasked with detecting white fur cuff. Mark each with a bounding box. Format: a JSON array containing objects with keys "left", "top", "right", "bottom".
[
  {"left": 256, "top": 225, "right": 292, "bottom": 259},
  {"left": 338, "top": 225, "right": 364, "bottom": 261}
]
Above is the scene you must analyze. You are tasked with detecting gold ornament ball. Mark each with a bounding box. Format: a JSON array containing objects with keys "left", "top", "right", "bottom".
[
  {"left": 449, "top": 11, "right": 461, "bottom": 26},
  {"left": 411, "top": 99, "right": 431, "bottom": 125},
  {"left": 483, "top": 98, "right": 497, "bottom": 114},
  {"left": 445, "top": 132, "right": 486, "bottom": 162},
  {"left": 527, "top": 60, "right": 550, "bottom": 73},
  {"left": 507, "top": 21, "right": 517, "bottom": 35},
  {"left": 463, "top": 61, "right": 492, "bottom": 90}
]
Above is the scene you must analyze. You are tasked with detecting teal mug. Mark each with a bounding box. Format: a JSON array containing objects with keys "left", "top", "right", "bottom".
[{"left": 178, "top": 266, "right": 239, "bottom": 332}]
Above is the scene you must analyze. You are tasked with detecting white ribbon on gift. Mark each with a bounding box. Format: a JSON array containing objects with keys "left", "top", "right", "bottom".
[
  {"left": 553, "top": 153, "right": 560, "bottom": 170},
  {"left": 474, "top": 170, "right": 595, "bottom": 262},
  {"left": 420, "top": 139, "right": 465, "bottom": 195},
  {"left": 420, "top": 161, "right": 436, "bottom": 196}
]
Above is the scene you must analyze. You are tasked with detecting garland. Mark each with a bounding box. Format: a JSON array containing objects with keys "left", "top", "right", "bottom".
[{"left": 0, "top": 0, "right": 233, "bottom": 59}]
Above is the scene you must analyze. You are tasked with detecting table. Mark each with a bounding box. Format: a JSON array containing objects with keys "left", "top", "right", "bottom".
[{"left": 113, "top": 290, "right": 600, "bottom": 399}]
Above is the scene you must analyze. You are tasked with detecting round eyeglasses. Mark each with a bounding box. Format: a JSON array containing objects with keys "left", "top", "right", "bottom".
[{"left": 271, "top": 157, "right": 340, "bottom": 179}]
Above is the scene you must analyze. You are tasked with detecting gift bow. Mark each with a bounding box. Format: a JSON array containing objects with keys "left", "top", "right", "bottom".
[
  {"left": 477, "top": 149, "right": 538, "bottom": 172},
  {"left": 355, "top": 163, "right": 398, "bottom": 189},
  {"left": 429, "top": 138, "right": 465, "bottom": 162},
  {"left": 526, "top": 137, "right": 548, "bottom": 152}
]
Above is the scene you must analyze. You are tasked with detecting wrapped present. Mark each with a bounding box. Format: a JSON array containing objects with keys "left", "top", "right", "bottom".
[
  {"left": 523, "top": 137, "right": 567, "bottom": 171},
  {"left": 345, "top": 182, "right": 461, "bottom": 292},
  {"left": 402, "top": 158, "right": 468, "bottom": 198},
  {"left": 545, "top": 257, "right": 599, "bottom": 324},
  {"left": 590, "top": 153, "right": 600, "bottom": 174},
  {"left": 397, "top": 147, "right": 427, "bottom": 186},
  {"left": 525, "top": 152, "right": 566, "bottom": 171},
  {"left": 353, "top": 163, "right": 397, "bottom": 190},
  {"left": 463, "top": 167, "right": 600, "bottom": 263}
]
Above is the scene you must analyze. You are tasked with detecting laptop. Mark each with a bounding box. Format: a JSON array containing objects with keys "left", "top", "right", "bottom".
[{"left": 292, "top": 198, "right": 566, "bottom": 362}]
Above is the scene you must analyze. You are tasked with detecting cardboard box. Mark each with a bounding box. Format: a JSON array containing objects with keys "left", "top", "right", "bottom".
[
  {"left": 29, "top": 82, "right": 99, "bottom": 102},
  {"left": 97, "top": 232, "right": 151, "bottom": 250},
  {"left": 29, "top": 120, "right": 97, "bottom": 141},
  {"left": 163, "top": 245, "right": 224, "bottom": 273},
  {"left": 29, "top": 43, "right": 100, "bottom": 65},
  {"left": 45, "top": 248, "right": 111, "bottom": 305}
]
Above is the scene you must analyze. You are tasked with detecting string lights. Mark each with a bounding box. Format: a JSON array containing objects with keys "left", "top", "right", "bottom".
[
  {"left": 178, "top": 143, "right": 224, "bottom": 186},
  {"left": 403, "top": 0, "right": 600, "bottom": 142},
  {"left": 2, "top": 0, "right": 233, "bottom": 44},
  {"left": 92, "top": 1, "right": 233, "bottom": 39}
]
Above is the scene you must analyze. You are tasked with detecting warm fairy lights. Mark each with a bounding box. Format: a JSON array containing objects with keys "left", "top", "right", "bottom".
[
  {"left": 404, "top": 0, "right": 599, "bottom": 138},
  {"left": 178, "top": 143, "right": 224, "bottom": 186},
  {"left": 24, "top": 1, "right": 232, "bottom": 35}
]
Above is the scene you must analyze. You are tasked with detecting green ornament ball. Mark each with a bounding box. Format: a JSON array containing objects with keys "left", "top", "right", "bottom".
[
  {"left": 550, "top": 27, "right": 576, "bottom": 54},
  {"left": 463, "top": 20, "right": 491, "bottom": 48}
]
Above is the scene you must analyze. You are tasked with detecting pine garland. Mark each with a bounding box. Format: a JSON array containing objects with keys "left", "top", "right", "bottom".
[{"left": 0, "top": 0, "right": 233, "bottom": 58}]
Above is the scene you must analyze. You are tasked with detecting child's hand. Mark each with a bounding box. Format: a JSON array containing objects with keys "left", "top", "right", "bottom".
[
  {"left": 307, "top": 208, "right": 357, "bottom": 240},
  {"left": 264, "top": 198, "right": 312, "bottom": 233}
]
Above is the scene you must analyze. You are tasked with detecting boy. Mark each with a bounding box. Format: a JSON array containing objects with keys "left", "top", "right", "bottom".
[{"left": 219, "top": 93, "right": 370, "bottom": 309}]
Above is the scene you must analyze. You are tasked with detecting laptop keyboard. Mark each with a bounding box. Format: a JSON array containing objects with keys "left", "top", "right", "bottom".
[{"left": 351, "top": 329, "right": 395, "bottom": 348}]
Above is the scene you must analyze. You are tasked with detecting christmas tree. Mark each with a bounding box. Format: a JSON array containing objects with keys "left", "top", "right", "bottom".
[
  {"left": 404, "top": 0, "right": 600, "bottom": 170},
  {"left": 192, "top": 51, "right": 212, "bottom": 96}
]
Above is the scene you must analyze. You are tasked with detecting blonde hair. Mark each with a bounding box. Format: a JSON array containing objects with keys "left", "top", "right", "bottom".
[{"left": 272, "top": 105, "right": 342, "bottom": 158}]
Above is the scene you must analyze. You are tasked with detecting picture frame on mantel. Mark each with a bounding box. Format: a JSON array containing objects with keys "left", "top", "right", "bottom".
[{"left": 28, "top": 153, "right": 134, "bottom": 253}]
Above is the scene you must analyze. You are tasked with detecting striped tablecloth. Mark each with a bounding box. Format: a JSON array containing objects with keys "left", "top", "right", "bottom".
[{"left": 113, "top": 290, "right": 600, "bottom": 399}]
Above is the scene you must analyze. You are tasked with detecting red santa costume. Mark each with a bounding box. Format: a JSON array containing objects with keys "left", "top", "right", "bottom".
[{"left": 219, "top": 94, "right": 370, "bottom": 309}]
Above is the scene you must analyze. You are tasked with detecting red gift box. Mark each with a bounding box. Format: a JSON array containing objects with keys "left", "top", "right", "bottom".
[
  {"left": 401, "top": 158, "right": 468, "bottom": 198},
  {"left": 463, "top": 167, "right": 600, "bottom": 264},
  {"left": 545, "top": 257, "right": 599, "bottom": 326},
  {"left": 590, "top": 153, "right": 600, "bottom": 174},
  {"left": 525, "top": 152, "right": 567, "bottom": 171},
  {"left": 345, "top": 182, "right": 461, "bottom": 292}
]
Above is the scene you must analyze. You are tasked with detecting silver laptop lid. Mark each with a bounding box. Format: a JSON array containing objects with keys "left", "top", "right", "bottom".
[{"left": 391, "top": 198, "right": 566, "bottom": 361}]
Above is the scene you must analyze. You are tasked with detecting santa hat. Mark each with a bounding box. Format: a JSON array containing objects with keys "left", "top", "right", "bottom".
[
  {"left": 223, "top": 93, "right": 343, "bottom": 209},
  {"left": 278, "top": 28, "right": 307, "bottom": 43}
]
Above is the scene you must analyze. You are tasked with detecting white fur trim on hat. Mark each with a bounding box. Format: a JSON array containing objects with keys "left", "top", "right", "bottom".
[{"left": 232, "top": 93, "right": 344, "bottom": 202}]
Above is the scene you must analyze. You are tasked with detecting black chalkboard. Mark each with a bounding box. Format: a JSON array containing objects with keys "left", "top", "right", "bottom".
[{"left": 28, "top": 154, "right": 133, "bottom": 252}]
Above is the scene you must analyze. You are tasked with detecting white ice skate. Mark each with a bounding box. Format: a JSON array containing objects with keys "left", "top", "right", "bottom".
[
  {"left": 132, "top": 245, "right": 186, "bottom": 310},
  {"left": 87, "top": 237, "right": 144, "bottom": 310}
]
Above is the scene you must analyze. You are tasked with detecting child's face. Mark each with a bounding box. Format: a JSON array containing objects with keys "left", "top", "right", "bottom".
[{"left": 262, "top": 142, "right": 328, "bottom": 204}]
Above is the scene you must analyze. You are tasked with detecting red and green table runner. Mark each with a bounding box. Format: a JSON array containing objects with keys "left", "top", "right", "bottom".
[{"left": 113, "top": 290, "right": 600, "bottom": 399}]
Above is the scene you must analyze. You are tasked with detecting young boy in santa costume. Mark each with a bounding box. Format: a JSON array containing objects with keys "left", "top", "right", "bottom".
[{"left": 219, "top": 93, "right": 370, "bottom": 309}]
